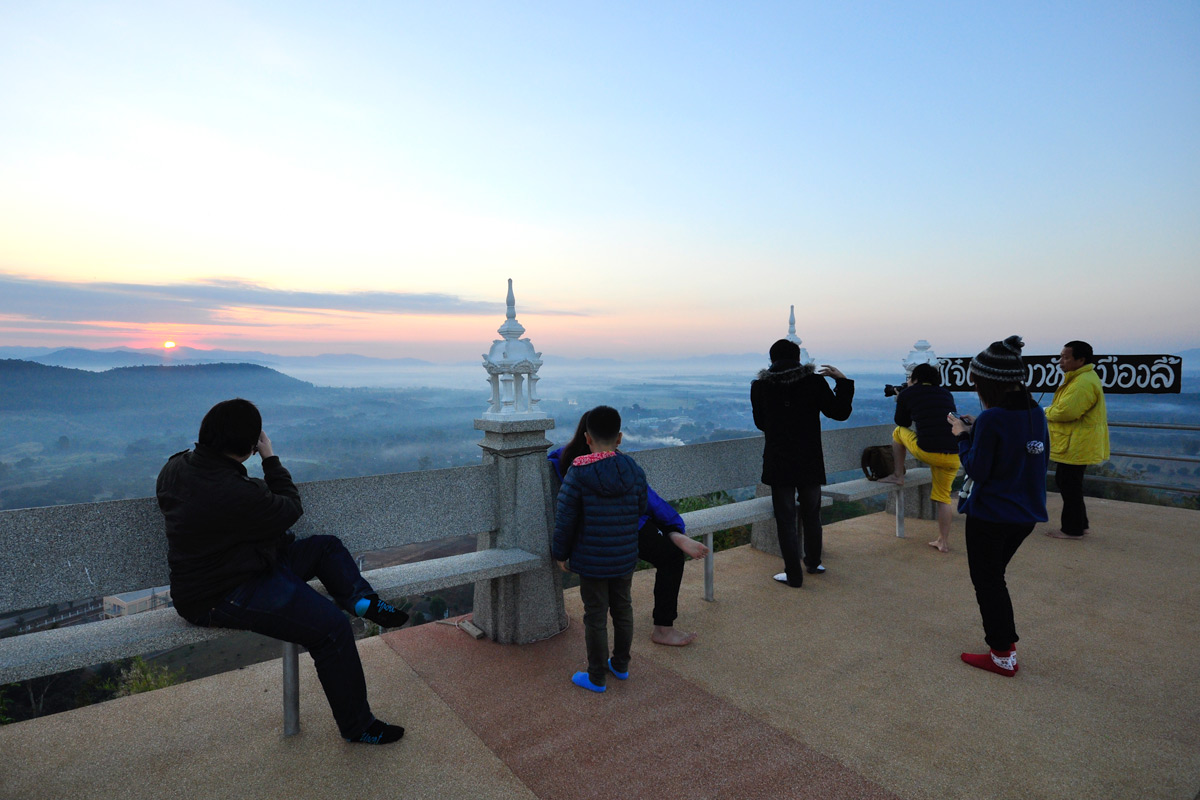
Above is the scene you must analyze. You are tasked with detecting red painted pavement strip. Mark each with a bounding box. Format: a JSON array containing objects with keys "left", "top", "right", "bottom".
[{"left": 384, "top": 618, "right": 901, "bottom": 800}]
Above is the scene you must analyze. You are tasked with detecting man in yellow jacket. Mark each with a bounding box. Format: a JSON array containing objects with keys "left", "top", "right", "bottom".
[{"left": 1045, "top": 340, "right": 1109, "bottom": 539}]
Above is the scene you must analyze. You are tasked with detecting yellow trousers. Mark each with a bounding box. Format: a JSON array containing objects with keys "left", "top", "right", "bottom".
[{"left": 892, "top": 426, "right": 960, "bottom": 504}]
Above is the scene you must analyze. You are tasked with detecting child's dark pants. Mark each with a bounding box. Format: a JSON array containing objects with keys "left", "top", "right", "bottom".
[{"left": 578, "top": 573, "right": 634, "bottom": 686}]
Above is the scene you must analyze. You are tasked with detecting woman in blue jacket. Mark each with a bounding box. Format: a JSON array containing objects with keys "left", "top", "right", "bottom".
[
  {"left": 949, "top": 336, "right": 1049, "bottom": 677},
  {"left": 550, "top": 412, "right": 709, "bottom": 646}
]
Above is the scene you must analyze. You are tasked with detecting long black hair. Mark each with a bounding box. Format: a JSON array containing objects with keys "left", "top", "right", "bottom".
[{"left": 557, "top": 411, "right": 591, "bottom": 475}]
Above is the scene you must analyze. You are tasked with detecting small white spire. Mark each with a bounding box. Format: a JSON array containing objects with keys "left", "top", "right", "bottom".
[
  {"left": 785, "top": 305, "right": 814, "bottom": 364},
  {"left": 481, "top": 279, "right": 545, "bottom": 419}
]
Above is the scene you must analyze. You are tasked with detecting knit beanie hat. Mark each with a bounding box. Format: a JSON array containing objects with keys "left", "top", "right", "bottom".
[
  {"left": 969, "top": 335, "right": 1026, "bottom": 382},
  {"left": 769, "top": 339, "right": 800, "bottom": 364}
]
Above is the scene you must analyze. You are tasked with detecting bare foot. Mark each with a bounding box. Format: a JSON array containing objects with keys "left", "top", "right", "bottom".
[
  {"left": 1045, "top": 528, "right": 1085, "bottom": 540},
  {"left": 927, "top": 540, "right": 949, "bottom": 553},
  {"left": 651, "top": 626, "right": 697, "bottom": 646},
  {"left": 674, "top": 535, "right": 709, "bottom": 560},
  {"left": 877, "top": 474, "right": 905, "bottom": 486}
]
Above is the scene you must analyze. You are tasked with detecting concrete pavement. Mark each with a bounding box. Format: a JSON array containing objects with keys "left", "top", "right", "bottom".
[{"left": 2, "top": 495, "right": 1198, "bottom": 800}]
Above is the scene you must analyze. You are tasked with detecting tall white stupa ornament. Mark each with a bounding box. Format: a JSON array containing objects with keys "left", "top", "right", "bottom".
[
  {"left": 901, "top": 339, "right": 941, "bottom": 375},
  {"left": 481, "top": 279, "right": 545, "bottom": 420},
  {"left": 785, "top": 305, "right": 814, "bottom": 365}
]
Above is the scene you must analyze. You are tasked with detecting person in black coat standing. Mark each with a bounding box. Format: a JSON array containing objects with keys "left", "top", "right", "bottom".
[{"left": 751, "top": 339, "right": 854, "bottom": 587}]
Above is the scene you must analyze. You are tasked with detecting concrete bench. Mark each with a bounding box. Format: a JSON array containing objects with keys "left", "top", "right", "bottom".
[
  {"left": 678, "top": 495, "right": 832, "bottom": 601},
  {"left": 0, "top": 458, "right": 558, "bottom": 737},
  {"left": 810, "top": 422, "right": 948, "bottom": 538},
  {"left": 631, "top": 437, "right": 836, "bottom": 602},
  {"left": 821, "top": 468, "right": 934, "bottom": 538},
  {"left": 630, "top": 425, "right": 948, "bottom": 599},
  {"left": 0, "top": 546, "right": 541, "bottom": 685},
  {"left": 280, "top": 546, "right": 542, "bottom": 734}
]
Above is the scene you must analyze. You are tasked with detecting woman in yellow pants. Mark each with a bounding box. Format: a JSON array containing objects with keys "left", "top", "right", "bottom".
[{"left": 879, "top": 363, "right": 961, "bottom": 552}]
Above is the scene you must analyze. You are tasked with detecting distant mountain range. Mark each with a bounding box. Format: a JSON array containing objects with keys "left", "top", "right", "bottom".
[
  {"left": 0, "top": 345, "right": 437, "bottom": 372},
  {"left": 0, "top": 359, "right": 314, "bottom": 412}
]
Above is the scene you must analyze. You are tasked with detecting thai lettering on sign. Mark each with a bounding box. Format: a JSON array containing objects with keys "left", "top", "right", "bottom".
[{"left": 939, "top": 354, "right": 1183, "bottom": 394}]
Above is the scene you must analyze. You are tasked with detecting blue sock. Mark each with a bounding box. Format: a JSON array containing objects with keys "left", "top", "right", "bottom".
[{"left": 353, "top": 597, "right": 372, "bottom": 616}]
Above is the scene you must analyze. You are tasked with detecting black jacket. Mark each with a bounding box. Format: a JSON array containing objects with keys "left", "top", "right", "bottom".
[
  {"left": 894, "top": 383, "right": 958, "bottom": 454},
  {"left": 751, "top": 361, "right": 854, "bottom": 486},
  {"left": 156, "top": 444, "right": 303, "bottom": 621}
]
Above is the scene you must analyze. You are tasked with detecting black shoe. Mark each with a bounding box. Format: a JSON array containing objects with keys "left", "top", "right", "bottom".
[
  {"left": 806, "top": 564, "right": 826, "bottom": 575},
  {"left": 347, "top": 719, "right": 405, "bottom": 745},
  {"left": 773, "top": 572, "right": 802, "bottom": 588},
  {"left": 361, "top": 595, "right": 409, "bottom": 628}
]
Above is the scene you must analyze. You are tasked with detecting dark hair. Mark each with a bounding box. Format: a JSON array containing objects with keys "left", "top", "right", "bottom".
[
  {"left": 1064, "top": 340, "right": 1094, "bottom": 364},
  {"left": 970, "top": 374, "right": 1011, "bottom": 410},
  {"left": 585, "top": 405, "right": 621, "bottom": 444},
  {"left": 910, "top": 363, "right": 941, "bottom": 386},
  {"left": 558, "top": 412, "right": 591, "bottom": 475},
  {"left": 198, "top": 398, "right": 261, "bottom": 456},
  {"left": 768, "top": 338, "right": 800, "bottom": 364},
  {"left": 969, "top": 371, "right": 1035, "bottom": 411}
]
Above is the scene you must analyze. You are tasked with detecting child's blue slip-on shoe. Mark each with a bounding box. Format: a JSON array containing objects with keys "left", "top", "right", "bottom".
[
  {"left": 607, "top": 658, "right": 629, "bottom": 681},
  {"left": 571, "top": 671, "right": 606, "bottom": 693}
]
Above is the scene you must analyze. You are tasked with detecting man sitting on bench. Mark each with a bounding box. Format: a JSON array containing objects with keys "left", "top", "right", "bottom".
[{"left": 156, "top": 398, "right": 408, "bottom": 745}]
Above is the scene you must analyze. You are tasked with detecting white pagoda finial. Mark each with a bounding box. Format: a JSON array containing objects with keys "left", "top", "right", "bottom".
[
  {"left": 499, "top": 279, "right": 523, "bottom": 335},
  {"left": 481, "top": 279, "right": 545, "bottom": 420},
  {"left": 901, "top": 339, "right": 941, "bottom": 376},
  {"left": 785, "top": 305, "right": 814, "bottom": 365}
]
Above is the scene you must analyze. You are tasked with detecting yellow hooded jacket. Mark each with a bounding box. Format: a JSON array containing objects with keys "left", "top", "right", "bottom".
[{"left": 1046, "top": 363, "right": 1110, "bottom": 465}]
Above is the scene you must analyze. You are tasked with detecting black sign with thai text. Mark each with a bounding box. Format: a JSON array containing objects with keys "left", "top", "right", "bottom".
[{"left": 938, "top": 354, "right": 1183, "bottom": 394}]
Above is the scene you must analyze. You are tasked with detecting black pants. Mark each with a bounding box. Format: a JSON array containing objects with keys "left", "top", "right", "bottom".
[
  {"left": 578, "top": 573, "right": 634, "bottom": 686},
  {"left": 965, "top": 517, "right": 1034, "bottom": 651},
  {"left": 638, "top": 521, "right": 687, "bottom": 627},
  {"left": 205, "top": 535, "right": 376, "bottom": 740},
  {"left": 1054, "top": 462, "right": 1089, "bottom": 535},
  {"left": 770, "top": 484, "right": 823, "bottom": 586}
]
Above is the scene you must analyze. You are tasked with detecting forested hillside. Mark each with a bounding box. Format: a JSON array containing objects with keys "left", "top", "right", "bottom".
[
  {"left": 0, "top": 360, "right": 311, "bottom": 411},
  {"left": 0, "top": 360, "right": 483, "bottom": 509}
]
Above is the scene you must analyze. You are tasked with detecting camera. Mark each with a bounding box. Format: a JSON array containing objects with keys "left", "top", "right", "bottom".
[{"left": 883, "top": 383, "right": 907, "bottom": 398}]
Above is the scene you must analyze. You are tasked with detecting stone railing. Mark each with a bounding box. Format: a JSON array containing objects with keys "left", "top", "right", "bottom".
[
  {"left": 0, "top": 419, "right": 567, "bottom": 687},
  {"left": 0, "top": 421, "right": 927, "bottom": 688}
]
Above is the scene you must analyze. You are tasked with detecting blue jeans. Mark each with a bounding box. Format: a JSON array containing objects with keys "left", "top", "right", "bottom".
[{"left": 204, "top": 535, "right": 376, "bottom": 739}]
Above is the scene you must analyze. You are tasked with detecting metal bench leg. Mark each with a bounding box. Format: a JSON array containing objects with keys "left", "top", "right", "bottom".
[
  {"left": 895, "top": 490, "right": 906, "bottom": 538},
  {"left": 282, "top": 642, "right": 300, "bottom": 736},
  {"left": 704, "top": 532, "right": 715, "bottom": 602}
]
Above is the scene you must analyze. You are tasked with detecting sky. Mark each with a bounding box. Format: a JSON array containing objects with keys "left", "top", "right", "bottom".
[{"left": 1, "top": 1, "right": 1197, "bottom": 364}]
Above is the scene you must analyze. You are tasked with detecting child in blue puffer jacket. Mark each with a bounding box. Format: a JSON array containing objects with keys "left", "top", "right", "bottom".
[
  {"left": 550, "top": 413, "right": 708, "bottom": 647},
  {"left": 552, "top": 406, "right": 648, "bottom": 693}
]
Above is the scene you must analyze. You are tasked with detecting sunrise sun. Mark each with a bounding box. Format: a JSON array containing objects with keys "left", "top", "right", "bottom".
[{"left": 163, "top": 341, "right": 176, "bottom": 349}]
